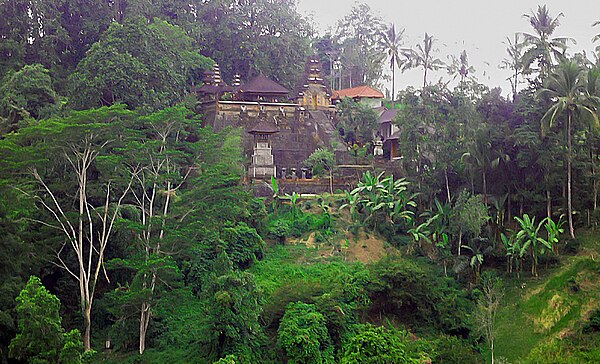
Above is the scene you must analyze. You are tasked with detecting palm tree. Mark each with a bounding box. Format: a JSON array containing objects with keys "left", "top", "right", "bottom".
[
  {"left": 593, "top": 21, "right": 600, "bottom": 60},
  {"left": 447, "top": 49, "right": 475, "bottom": 85},
  {"left": 500, "top": 34, "right": 525, "bottom": 101},
  {"left": 403, "top": 32, "right": 445, "bottom": 88},
  {"left": 539, "top": 61, "right": 600, "bottom": 239},
  {"left": 521, "top": 5, "right": 574, "bottom": 79},
  {"left": 461, "top": 128, "right": 510, "bottom": 204},
  {"left": 380, "top": 23, "right": 406, "bottom": 105}
]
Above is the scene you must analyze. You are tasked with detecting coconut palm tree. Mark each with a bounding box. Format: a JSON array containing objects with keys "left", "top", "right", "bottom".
[
  {"left": 593, "top": 21, "right": 600, "bottom": 60},
  {"left": 447, "top": 49, "right": 475, "bottom": 85},
  {"left": 403, "top": 32, "right": 445, "bottom": 88},
  {"left": 500, "top": 34, "right": 525, "bottom": 101},
  {"left": 521, "top": 5, "right": 574, "bottom": 79},
  {"left": 539, "top": 60, "right": 600, "bottom": 239},
  {"left": 461, "top": 127, "right": 510, "bottom": 204},
  {"left": 380, "top": 23, "right": 406, "bottom": 105}
]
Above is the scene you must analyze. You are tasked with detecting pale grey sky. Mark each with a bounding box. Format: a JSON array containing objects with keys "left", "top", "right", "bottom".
[{"left": 296, "top": 0, "right": 600, "bottom": 96}]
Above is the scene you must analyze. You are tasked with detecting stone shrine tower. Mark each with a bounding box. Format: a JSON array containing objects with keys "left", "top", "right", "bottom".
[{"left": 248, "top": 120, "right": 279, "bottom": 178}]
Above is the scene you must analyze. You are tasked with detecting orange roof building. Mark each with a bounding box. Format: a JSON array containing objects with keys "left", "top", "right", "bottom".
[{"left": 331, "top": 85, "right": 384, "bottom": 108}]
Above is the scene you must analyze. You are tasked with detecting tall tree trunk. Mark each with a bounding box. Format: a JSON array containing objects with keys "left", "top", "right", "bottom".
[
  {"left": 482, "top": 170, "right": 488, "bottom": 204},
  {"left": 470, "top": 172, "right": 475, "bottom": 194},
  {"left": 546, "top": 189, "right": 551, "bottom": 221},
  {"left": 491, "top": 339, "right": 495, "bottom": 364},
  {"left": 391, "top": 62, "right": 395, "bottom": 108},
  {"left": 567, "top": 113, "right": 575, "bottom": 239},
  {"left": 84, "top": 305, "right": 92, "bottom": 352},
  {"left": 445, "top": 168, "right": 451, "bottom": 203},
  {"left": 423, "top": 67, "right": 428, "bottom": 88},
  {"left": 592, "top": 149, "right": 598, "bottom": 211},
  {"left": 507, "top": 186, "right": 512, "bottom": 223},
  {"left": 139, "top": 302, "right": 151, "bottom": 354},
  {"left": 79, "top": 169, "right": 92, "bottom": 352}
]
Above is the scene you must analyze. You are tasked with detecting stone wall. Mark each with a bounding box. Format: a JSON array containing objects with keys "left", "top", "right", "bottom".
[
  {"left": 249, "top": 177, "right": 359, "bottom": 197},
  {"left": 200, "top": 99, "right": 345, "bottom": 175}
]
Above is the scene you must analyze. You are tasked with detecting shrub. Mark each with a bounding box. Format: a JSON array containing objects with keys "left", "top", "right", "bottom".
[
  {"left": 268, "top": 219, "right": 291, "bottom": 243},
  {"left": 277, "top": 302, "right": 334, "bottom": 364},
  {"left": 340, "top": 325, "right": 421, "bottom": 364},
  {"left": 9, "top": 276, "right": 85, "bottom": 364},
  {"left": 367, "top": 257, "right": 473, "bottom": 335},
  {"left": 431, "top": 335, "right": 482, "bottom": 364}
]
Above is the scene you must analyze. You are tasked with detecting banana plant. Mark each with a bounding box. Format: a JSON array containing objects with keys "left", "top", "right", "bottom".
[
  {"left": 317, "top": 198, "right": 331, "bottom": 229},
  {"left": 270, "top": 175, "right": 280, "bottom": 216},
  {"left": 345, "top": 171, "right": 417, "bottom": 231},
  {"left": 500, "top": 231, "right": 521, "bottom": 276},
  {"left": 461, "top": 237, "right": 493, "bottom": 281},
  {"left": 283, "top": 191, "right": 301, "bottom": 219},
  {"left": 340, "top": 190, "right": 361, "bottom": 223},
  {"left": 514, "top": 214, "right": 557, "bottom": 276}
]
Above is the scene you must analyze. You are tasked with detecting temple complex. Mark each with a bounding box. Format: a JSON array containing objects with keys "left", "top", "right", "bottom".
[
  {"left": 195, "top": 55, "right": 405, "bottom": 193},
  {"left": 196, "top": 56, "right": 346, "bottom": 182}
]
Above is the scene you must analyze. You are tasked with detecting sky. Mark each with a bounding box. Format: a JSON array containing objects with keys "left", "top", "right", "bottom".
[{"left": 295, "top": 0, "right": 600, "bottom": 96}]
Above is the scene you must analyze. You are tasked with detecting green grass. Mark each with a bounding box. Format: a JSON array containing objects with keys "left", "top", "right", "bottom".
[
  {"left": 251, "top": 244, "right": 368, "bottom": 299},
  {"left": 494, "top": 230, "right": 600, "bottom": 363}
]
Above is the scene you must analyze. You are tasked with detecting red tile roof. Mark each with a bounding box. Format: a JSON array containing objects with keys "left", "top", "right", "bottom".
[{"left": 332, "top": 85, "right": 384, "bottom": 100}]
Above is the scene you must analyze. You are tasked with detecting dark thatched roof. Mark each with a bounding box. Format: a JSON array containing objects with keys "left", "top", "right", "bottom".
[
  {"left": 379, "top": 108, "right": 399, "bottom": 124},
  {"left": 239, "top": 74, "right": 289, "bottom": 95},
  {"left": 248, "top": 120, "right": 280, "bottom": 134}
]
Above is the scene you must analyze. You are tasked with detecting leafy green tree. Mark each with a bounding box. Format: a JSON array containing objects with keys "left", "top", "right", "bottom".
[
  {"left": 394, "top": 85, "right": 472, "bottom": 204},
  {"left": 200, "top": 254, "right": 265, "bottom": 362},
  {"left": 0, "top": 0, "right": 68, "bottom": 77},
  {"left": 539, "top": 60, "right": 600, "bottom": 238},
  {"left": 337, "top": 98, "right": 379, "bottom": 145},
  {"left": 335, "top": 3, "right": 386, "bottom": 88},
  {"left": 0, "top": 105, "right": 137, "bottom": 351},
  {"left": 403, "top": 33, "right": 445, "bottom": 88},
  {"left": 341, "top": 325, "right": 419, "bottom": 364},
  {"left": 120, "top": 106, "right": 200, "bottom": 354},
  {"left": 277, "top": 302, "right": 333, "bottom": 364},
  {"left": 9, "top": 276, "right": 84, "bottom": 364},
  {"left": 451, "top": 191, "right": 489, "bottom": 256},
  {"left": 69, "top": 19, "right": 212, "bottom": 111},
  {"left": 305, "top": 148, "right": 336, "bottom": 194},
  {"left": 474, "top": 272, "right": 503, "bottom": 364},
  {"left": 461, "top": 125, "right": 510, "bottom": 203},
  {"left": 193, "top": 0, "right": 313, "bottom": 89},
  {"left": 0, "top": 64, "right": 57, "bottom": 131}
]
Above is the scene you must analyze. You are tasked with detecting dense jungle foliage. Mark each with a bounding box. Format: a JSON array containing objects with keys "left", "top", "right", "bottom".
[{"left": 1, "top": 1, "right": 599, "bottom": 363}]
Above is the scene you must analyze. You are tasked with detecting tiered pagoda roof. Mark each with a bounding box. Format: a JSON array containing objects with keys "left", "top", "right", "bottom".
[
  {"left": 237, "top": 74, "right": 290, "bottom": 97},
  {"left": 293, "top": 56, "right": 331, "bottom": 99}
]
